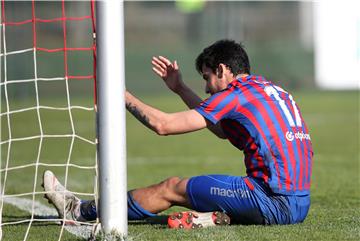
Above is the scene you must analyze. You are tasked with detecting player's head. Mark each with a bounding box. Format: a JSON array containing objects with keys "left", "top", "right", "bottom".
[
  {"left": 195, "top": 39, "right": 251, "bottom": 95},
  {"left": 195, "top": 39, "right": 251, "bottom": 77}
]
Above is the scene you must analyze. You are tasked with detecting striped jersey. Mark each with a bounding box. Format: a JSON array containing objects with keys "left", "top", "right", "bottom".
[{"left": 195, "top": 75, "right": 313, "bottom": 195}]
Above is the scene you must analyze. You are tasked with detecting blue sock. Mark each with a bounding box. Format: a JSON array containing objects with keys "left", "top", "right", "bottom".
[
  {"left": 80, "top": 192, "right": 156, "bottom": 221},
  {"left": 127, "top": 191, "right": 156, "bottom": 220},
  {"left": 80, "top": 200, "right": 97, "bottom": 221}
]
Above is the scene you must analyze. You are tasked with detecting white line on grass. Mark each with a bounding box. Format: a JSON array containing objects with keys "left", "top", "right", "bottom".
[{"left": 3, "top": 196, "right": 93, "bottom": 239}]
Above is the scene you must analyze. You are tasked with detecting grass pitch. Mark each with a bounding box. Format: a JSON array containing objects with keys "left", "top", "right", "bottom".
[{"left": 1, "top": 90, "right": 359, "bottom": 240}]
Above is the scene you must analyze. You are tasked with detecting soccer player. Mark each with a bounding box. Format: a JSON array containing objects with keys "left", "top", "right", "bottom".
[{"left": 43, "top": 39, "right": 313, "bottom": 229}]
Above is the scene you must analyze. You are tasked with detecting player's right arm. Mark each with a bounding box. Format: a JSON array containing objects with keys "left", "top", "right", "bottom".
[
  {"left": 151, "top": 56, "right": 226, "bottom": 139},
  {"left": 126, "top": 91, "right": 208, "bottom": 135}
]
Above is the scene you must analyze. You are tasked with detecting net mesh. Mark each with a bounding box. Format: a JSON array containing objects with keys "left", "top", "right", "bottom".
[{"left": 1, "top": 1, "right": 98, "bottom": 240}]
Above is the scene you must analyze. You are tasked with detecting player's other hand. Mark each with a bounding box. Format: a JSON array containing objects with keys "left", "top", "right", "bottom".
[{"left": 152, "top": 56, "right": 184, "bottom": 94}]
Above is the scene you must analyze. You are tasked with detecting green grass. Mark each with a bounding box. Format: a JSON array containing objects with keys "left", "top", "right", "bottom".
[{"left": 1, "top": 90, "right": 359, "bottom": 240}]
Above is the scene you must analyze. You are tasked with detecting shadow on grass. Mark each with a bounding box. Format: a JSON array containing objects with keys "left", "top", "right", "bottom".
[
  {"left": 129, "top": 215, "right": 168, "bottom": 228},
  {"left": 5, "top": 213, "right": 170, "bottom": 229}
]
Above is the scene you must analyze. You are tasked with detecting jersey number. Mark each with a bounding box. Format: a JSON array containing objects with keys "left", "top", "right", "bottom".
[{"left": 264, "top": 85, "right": 302, "bottom": 127}]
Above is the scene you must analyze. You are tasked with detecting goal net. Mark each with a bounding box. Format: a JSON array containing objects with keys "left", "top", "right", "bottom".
[{"left": 0, "top": 1, "right": 100, "bottom": 240}]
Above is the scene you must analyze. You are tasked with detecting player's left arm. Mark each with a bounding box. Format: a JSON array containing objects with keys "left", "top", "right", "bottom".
[
  {"left": 125, "top": 91, "right": 208, "bottom": 135},
  {"left": 152, "top": 56, "right": 226, "bottom": 139}
]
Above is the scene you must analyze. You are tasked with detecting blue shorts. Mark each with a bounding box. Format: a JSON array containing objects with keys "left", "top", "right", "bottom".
[{"left": 186, "top": 175, "right": 310, "bottom": 225}]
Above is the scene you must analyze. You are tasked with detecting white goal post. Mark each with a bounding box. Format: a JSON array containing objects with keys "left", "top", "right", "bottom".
[{"left": 96, "top": 0, "right": 128, "bottom": 237}]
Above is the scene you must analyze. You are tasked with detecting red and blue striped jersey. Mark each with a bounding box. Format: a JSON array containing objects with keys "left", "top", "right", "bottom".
[{"left": 195, "top": 75, "right": 313, "bottom": 195}]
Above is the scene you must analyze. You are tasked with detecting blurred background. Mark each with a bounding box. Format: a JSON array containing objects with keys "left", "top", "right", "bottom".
[
  {"left": 2, "top": 0, "right": 359, "bottom": 100},
  {"left": 125, "top": 0, "right": 315, "bottom": 94}
]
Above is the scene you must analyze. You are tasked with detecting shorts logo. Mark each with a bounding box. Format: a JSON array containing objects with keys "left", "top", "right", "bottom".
[
  {"left": 285, "top": 131, "right": 311, "bottom": 142},
  {"left": 210, "top": 187, "right": 249, "bottom": 198}
]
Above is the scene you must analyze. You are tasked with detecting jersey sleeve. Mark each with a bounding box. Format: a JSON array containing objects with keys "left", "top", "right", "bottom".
[{"left": 195, "top": 90, "right": 238, "bottom": 124}]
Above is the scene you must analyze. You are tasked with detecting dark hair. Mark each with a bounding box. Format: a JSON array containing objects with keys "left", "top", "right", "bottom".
[{"left": 195, "top": 39, "right": 251, "bottom": 75}]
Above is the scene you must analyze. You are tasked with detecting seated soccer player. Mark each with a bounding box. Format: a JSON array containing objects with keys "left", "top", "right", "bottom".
[{"left": 43, "top": 39, "right": 313, "bottom": 229}]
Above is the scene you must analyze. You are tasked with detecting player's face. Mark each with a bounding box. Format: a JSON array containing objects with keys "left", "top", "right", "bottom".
[{"left": 201, "top": 66, "right": 226, "bottom": 95}]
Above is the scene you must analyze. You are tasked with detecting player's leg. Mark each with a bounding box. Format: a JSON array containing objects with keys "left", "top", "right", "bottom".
[
  {"left": 124, "top": 176, "right": 192, "bottom": 220},
  {"left": 185, "top": 174, "right": 266, "bottom": 225},
  {"left": 185, "top": 174, "right": 311, "bottom": 225},
  {"left": 130, "top": 176, "right": 191, "bottom": 213},
  {"left": 43, "top": 170, "right": 192, "bottom": 222},
  {"left": 43, "top": 170, "right": 230, "bottom": 228},
  {"left": 166, "top": 174, "right": 265, "bottom": 229},
  {"left": 130, "top": 177, "right": 231, "bottom": 229}
]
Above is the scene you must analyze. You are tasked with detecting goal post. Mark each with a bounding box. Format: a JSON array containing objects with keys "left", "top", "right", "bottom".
[{"left": 96, "top": 0, "right": 128, "bottom": 237}]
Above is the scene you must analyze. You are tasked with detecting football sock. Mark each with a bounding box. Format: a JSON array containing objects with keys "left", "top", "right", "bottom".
[
  {"left": 80, "top": 200, "right": 97, "bottom": 221},
  {"left": 79, "top": 192, "right": 156, "bottom": 221},
  {"left": 127, "top": 191, "right": 156, "bottom": 220}
]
